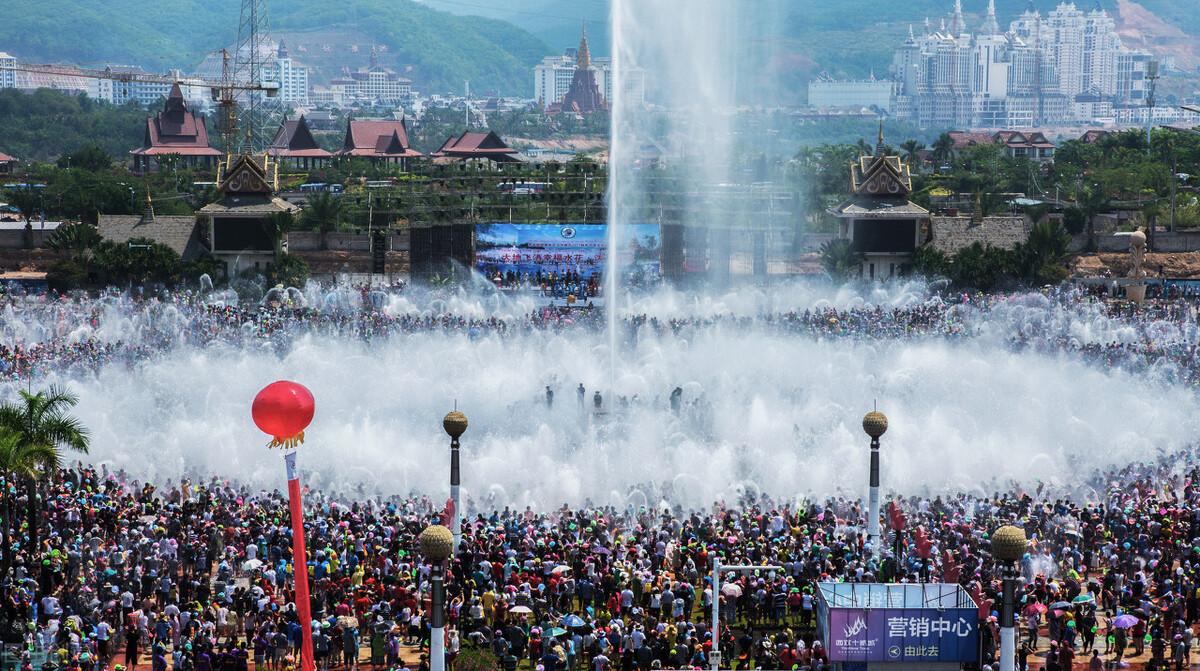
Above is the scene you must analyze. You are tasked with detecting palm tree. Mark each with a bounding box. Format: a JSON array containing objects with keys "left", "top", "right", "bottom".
[
  {"left": 6, "top": 188, "right": 40, "bottom": 248},
  {"left": 46, "top": 222, "right": 103, "bottom": 264},
  {"left": 265, "top": 211, "right": 296, "bottom": 257},
  {"left": 932, "top": 133, "right": 956, "bottom": 166},
  {"left": 0, "top": 387, "right": 90, "bottom": 553},
  {"left": 1078, "top": 184, "right": 1111, "bottom": 253},
  {"left": 300, "top": 192, "right": 343, "bottom": 250},
  {"left": 0, "top": 431, "right": 58, "bottom": 575},
  {"left": 819, "top": 239, "right": 863, "bottom": 281},
  {"left": 900, "top": 140, "right": 926, "bottom": 171}
]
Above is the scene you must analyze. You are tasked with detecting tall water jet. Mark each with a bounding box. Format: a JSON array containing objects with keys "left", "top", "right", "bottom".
[{"left": 607, "top": 0, "right": 787, "bottom": 385}]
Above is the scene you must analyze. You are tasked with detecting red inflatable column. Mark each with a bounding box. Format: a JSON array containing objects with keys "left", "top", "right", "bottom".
[{"left": 286, "top": 450, "right": 316, "bottom": 671}]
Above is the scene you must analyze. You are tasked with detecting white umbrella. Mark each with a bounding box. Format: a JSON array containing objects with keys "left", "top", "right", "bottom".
[
  {"left": 510, "top": 605, "right": 533, "bottom": 614},
  {"left": 550, "top": 565, "right": 571, "bottom": 575},
  {"left": 721, "top": 583, "right": 743, "bottom": 598},
  {"left": 241, "top": 559, "right": 264, "bottom": 571}
]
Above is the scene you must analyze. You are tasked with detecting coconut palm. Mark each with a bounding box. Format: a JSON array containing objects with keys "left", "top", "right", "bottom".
[
  {"left": 819, "top": 239, "right": 863, "bottom": 280},
  {"left": 47, "top": 221, "right": 103, "bottom": 264},
  {"left": 900, "top": 140, "right": 925, "bottom": 170},
  {"left": 0, "top": 387, "right": 90, "bottom": 553},
  {"left": 932, "top": 133, "right": 956, "bottom": 166},
  {"left": 301, "top": 192, "right": 343, "bottom": 250}
]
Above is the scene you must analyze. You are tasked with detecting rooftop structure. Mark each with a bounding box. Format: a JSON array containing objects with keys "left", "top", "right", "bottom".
[
  {"left": 337, "top": 118, "right": 422, "bottom": 165},
  {"left": 432, "top": 131, "right": 520, "bottom": 164},
  {"left": 830, "top": 126, "right": 929, "bottom": 281},
  {"left": 547, "top": 25, "right": 608, "bottom": 115},
  {"left": 131, "top": 84, "right": 222, "bottom": 173},
  {"left": 268, "top": 115, "right": 331, "bottom": 168}
]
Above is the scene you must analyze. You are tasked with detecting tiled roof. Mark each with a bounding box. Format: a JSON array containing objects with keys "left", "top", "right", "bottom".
[
  {"left": 268, "top": 116, "right": 331, "bottom": 158},
  {"left": 948, "top": 131, "right": 995, "bottom": 149},
  {"left": 97, "top": 214, "right": 205, "bottom": 258},
  {"left": 831, "top": 197, "right": 929, "bottom": 218},
  {"left": 338, "top": 119, "right": 422, "bottom": 158},
  {"left": 432, "top": 131, "right": 520, "bottom": 161},
  {"left": 133, "top": 84, "right": 220, "bottom": 157},
  {"left": 200, "top": 196, "right": 300, "bottom": 215},
  {"left": 929, "top": 216, "right": 1029, "bottom": 254}
]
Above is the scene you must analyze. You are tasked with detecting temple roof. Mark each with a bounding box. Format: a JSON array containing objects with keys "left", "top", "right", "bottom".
[
  {"left": 549, "top": 23, "right": 607, "bottom": 114},
  {"left": 432, "top": 131, "right": 520, "bottom": 162},
  {"left": 338, "top": 119, "right": 422, "bottom": 158},
  {"left": 132, "top": 83, "right": 221, "bottom": 157},
  {"left": 831, "top": 126, "right": 925, "bottom": 219},
  {"left": 268, "top": 116, "right": 332, "bottom": 158}
]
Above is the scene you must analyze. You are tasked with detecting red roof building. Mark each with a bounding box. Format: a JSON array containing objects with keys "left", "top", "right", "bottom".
[
  {"left": 268, "top": 115, "right": 332, "bottom": 169},
  {"left": 993, "top": 130, "right": 1055, "bottom": 161},
  {"left": 946, "top": 129, "right": 1056, "bottom": 162},
  {"left": 947, "top": 131, "right": 995, "bottom": 151},
  {"left": 337, "top": 119, "right": 422, "bottom": 166},
  {"left": 0, "top": 151, "right": 16, "bottom": 175},
  {"left": 131, "top": 84, "right": 222, "bottom": 173},
  {"left": 431, "top": 131, "right": 520, "bottom": 164}
]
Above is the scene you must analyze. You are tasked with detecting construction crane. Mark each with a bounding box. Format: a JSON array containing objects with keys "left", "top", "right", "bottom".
[{"left": 1, "top": 58, "right": 279, "bottom": 154}]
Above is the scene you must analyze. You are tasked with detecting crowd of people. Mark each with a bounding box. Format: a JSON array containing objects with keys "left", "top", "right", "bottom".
[
  {"left": 4, "top": 454, "right": 1200, "bottom": 671},
  {"left": 3, "top": 285, "right": 1200, "bottom": 385},
  {"left": 6, "top": 283, "right": 1200, "bottom": 670}
]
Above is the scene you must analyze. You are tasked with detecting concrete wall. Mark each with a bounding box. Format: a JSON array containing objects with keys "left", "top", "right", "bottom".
[
  {"left": 0, "top": 229, "right": 54, "bottom": 249},
  {"left": 286, "top": 231, "right": 410, "bottom": 252}
]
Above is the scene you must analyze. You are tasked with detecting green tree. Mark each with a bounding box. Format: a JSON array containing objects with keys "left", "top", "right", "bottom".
[
  {"left": 0, "top": 387, "right": 89, "bottom": 554},
  {"left": 301, "top": 192, "right": 344, "bottom": 248},
  {"left": 931, "top": 133, "right": 955, "bottom": 166},
  {"left": 899, "top": 139, "right": 925, "bottom": 170},
  {"left": 1078, "top": 184, "right": 1111, "bottom": 253},
  {"left": 46, "top": 221, "right": 102, "bottom": 263},
  {"left": 5, "top": 188, "right": 41, "bottom": 239},
  {"left": 265, "top": 211, "right": 296, "bottom": 255},
  {"left": 948, "top": 243, "right": 1016, "bottom": 291},
  {"left": 912, "top": 245, "right": 951, "bottom": 278},
  {"left": 1016, "top": 220, "right": 1070, "bottom": 284},
  {"left": 268, "top": 254, "right": 309, "bottom": 288},
  {"left": 56, "top": 144, "right": 113, "bottom": 171},
  {"left": 819, "top": 238, "right": 862, "bottom": 280},
  {"left": 92, "top": 238, "right": 182, "bottom": 286}
]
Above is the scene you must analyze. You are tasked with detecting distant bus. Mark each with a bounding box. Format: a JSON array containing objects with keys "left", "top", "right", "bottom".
[
  {"left": 300, "top": 183, "right": 344, "bottom": 194},
  {"left": 499, "top": 182, "right": 550, "bottom": 195}
]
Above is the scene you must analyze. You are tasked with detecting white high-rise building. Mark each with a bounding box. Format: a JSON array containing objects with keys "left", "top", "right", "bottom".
[
  {"left": 270, "top": 41, "right": 309, "bottom": 104},
  {"left": 0, "top": 52, "right": 15, "bottom": 89},
  {"left": 890, "top": 0, "right": 1150, "bottom": 127}
]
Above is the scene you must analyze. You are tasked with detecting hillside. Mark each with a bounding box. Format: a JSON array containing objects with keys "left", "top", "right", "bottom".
[{"left": 0, "top": 0, "right": 549, "bottom": 96}]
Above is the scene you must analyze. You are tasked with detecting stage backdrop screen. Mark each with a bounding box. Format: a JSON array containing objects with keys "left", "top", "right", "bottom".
[{"left": 474, "top": 223, "right": 660, "bottom": 282}]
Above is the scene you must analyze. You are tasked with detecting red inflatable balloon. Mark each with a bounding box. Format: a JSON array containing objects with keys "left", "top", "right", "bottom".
[{"left": 252, "top": 381, "right": 315, "bottom": 448}]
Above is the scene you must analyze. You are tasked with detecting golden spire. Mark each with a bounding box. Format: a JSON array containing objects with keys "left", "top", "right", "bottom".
[{"left": 577, "top": 21, "right": 591, "bottom": 71}]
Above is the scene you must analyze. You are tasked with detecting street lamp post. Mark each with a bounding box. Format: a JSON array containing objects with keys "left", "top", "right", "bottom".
[
  {"left": 443, "top": 410, "right": 468, "bottom": 554},
  {"left": 862, "top": 410, "right": 888, "bottom": 559},
  {"left": 421, "top": 525, "right": 454, "bottom": 671},
  {"left": 710, "top": 559, "right": 783, "bottom": 671},
  {"left": 993, "top": 525, "right": 1028, "bottom": 671}
]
